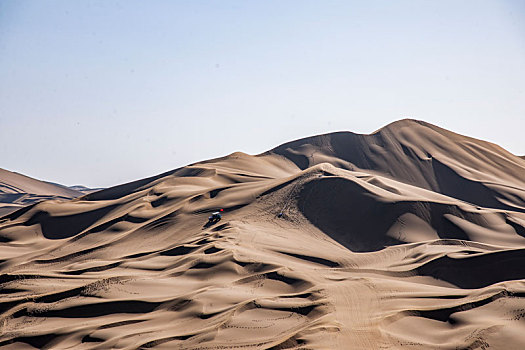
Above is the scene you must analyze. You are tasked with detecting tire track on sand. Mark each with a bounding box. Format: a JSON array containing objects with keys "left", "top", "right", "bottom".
[{"left": 327, "top": 276, "right": 383, "bottom": 348}]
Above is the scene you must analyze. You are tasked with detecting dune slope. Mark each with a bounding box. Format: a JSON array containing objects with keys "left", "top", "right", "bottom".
[
  {"left": 0, "top": 169, "right": 85, "bottom": 217},
  {"left": 1, "top": 119, "right": 525, "bottom": 349}
]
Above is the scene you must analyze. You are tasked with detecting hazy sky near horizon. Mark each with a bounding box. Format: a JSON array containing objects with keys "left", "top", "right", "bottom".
[{"left": 1, "top": 1, "right": 524, "bottom": 187}]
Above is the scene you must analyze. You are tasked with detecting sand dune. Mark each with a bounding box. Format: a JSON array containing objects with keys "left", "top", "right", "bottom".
[
  {"left": 67, "top": 185, "right": 104, "bottom": 195},
  {"left": 0, "top": 169, "right": 88, "bottom": 217},
  {"left": 1, "top": 119, "right": 525, "bottom": 349}
]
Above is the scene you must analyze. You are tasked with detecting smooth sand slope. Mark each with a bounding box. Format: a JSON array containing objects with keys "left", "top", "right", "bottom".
[
  {"left": 0, "top": 169, "right": 86, "bottom": 217},
  {"left": 1, "top": 119, "right": 525, "bottom": 349}
]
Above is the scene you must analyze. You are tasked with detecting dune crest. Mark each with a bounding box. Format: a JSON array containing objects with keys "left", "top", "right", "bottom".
[
  {"left": 0, "top": 168, "right": 89, "bottom": 217},
  {"left": 1, "top": 120, "right": 525, "bottom": 349}
]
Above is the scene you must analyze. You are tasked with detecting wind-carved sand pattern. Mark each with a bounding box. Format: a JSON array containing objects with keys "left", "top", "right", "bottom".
[{"left": 1, "top": 119, "right": 525, "bottom": 349}]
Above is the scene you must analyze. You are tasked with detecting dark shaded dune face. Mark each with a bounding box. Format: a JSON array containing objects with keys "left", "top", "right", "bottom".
[
  {"left": 24, "top": 204, "right": 119, "bottom": 239},
  {"left": 297, "top": 176, "right": 404, "bottom": 252},
  {"left": 432, "top": 157, "right": 525, "bottom": 212},
  {"left": 417, "top": 248, "right": 525, "bottom": 289},
  {"left": 296, "top": 175, "right": 503, "bottom": 252},
  {"left": 270, "top": 125, "right": 439, "bottom": 189}
]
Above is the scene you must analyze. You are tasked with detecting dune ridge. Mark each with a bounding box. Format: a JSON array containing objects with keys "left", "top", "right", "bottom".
[
  {"left": 1, "top": 119, "right": 525, "bottom": 349},
  {"left": 0, "top": 169, "right": 95, "bottom": 217}
]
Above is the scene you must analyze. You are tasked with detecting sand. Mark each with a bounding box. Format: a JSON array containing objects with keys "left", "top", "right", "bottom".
[
  {"left": 0, "top": 169, "right": 85, "bottom": 217},
  {"left": 1, "top": 119, "right": 525, "bottom": 349}
]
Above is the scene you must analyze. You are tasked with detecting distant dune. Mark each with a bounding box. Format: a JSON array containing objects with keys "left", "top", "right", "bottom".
[
  {"left": 0, "top": 168, "right": 89, "bottom": 217},
  {"left": 67, "top": 185, "right": 104, "bottom": 194},
  {"left": 1, "top": 119, "right": 525, "bottom": 349}
]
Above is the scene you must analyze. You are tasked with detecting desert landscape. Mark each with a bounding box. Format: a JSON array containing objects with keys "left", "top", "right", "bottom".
[
  {"left": 0, "top": 168, "right": 99, "bottom": 218},
  {"left": 1, "top": 119, "right": 525, "bottom": 349}
]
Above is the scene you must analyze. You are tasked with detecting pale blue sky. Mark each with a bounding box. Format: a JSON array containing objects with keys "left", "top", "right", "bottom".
[{"left": 1, "top": 1, "right": 524, "bottom": 187}]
